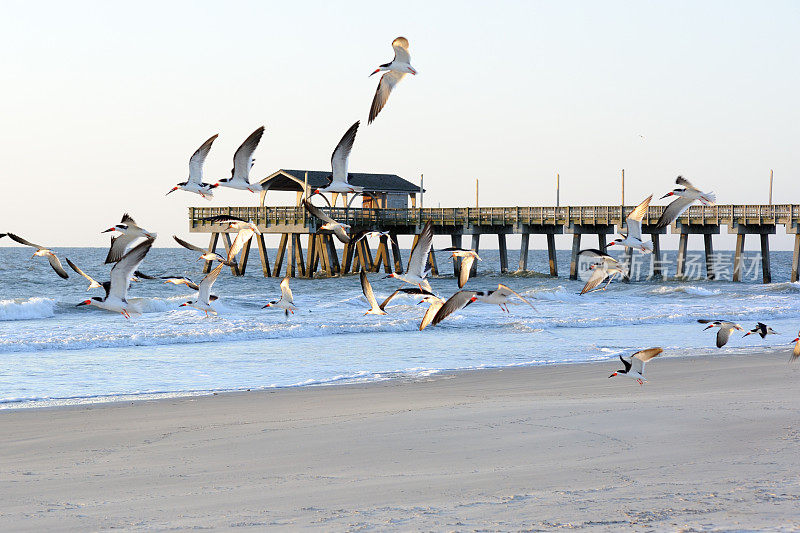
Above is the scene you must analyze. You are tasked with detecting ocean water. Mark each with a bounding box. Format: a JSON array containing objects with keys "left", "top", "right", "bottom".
[{"left": 0, "top": 246, "right": 798, "bottom": 409}]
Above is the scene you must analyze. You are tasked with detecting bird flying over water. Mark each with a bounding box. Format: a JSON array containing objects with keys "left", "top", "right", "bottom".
[
  {"left": 655, "top": 176, "right": 716, "bottom": 229},
  {"left": 173, "top": 235, "right": 234, "bottom": 266},
  {"left": 698, "top": 319, "right": 744, "bottom": 348},
  {"left": 578, "top": 249, "right": 626, "bottom": 295},
  {"left": 103, "top": 214, "right": 157, "bottom": 264},
  {"left": 6, "top": 233, "right": 69, "bottom": 279},
  {"left": 263, "top": 277, "right": 297, "bottom": 316},
  {"left": 743, "top": 322, "right": 778, "bottom": 339},
  {"left": 431, "top": 290, "right": 478, "bottom": 326},
  {"left": 609, "top": 195, "right": 653, "bottom": 253},
  {"left": 303, "top": 199, "right": 351, "bottom": 244},
  {"left": 179, "top": 264, "right": 223, "bottom": 317},
  {"left": 439, "top": 247, "right": 481, "bottom": 288},
  {"left": 384, "top": 220, "right": 433, "bottom": 289},
  {"left": 474, "top": 284, "right": 536, "bottom": 313},
  {"left": 608, "top": 348, "right": 663, "bottom": 386},
  {"left": 379, "top": 286, "right": 436, "bottom": 311},
  {"left": 167, "top": 134, "right": 219, "bottom": 199},
  {"left": 66, "top": 258, "right": 104, "bottom": 291},
  {"left": 368, "top": 37, "right": 417, "bottom": 124},
  {"left": 313, "top": 121, "right": 363, "bottom": 196},
  {"left": 360, "top": 269, "right": 387, "bottom": 315},
  {"left": 215, "top": 126, "right": 265, "bottom": 193}
]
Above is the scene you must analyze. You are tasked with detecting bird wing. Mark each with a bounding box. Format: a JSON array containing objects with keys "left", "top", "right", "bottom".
[
  {"left": 618, "top": 354, "right": 632, "bottom": 373},
  {"left": 230, "top": 126, "right": 264, "bottom": 184},
  {"left": 280, "top": 276, "right": 293, "bottom": 304},
  {"left": 496, "top": 284, "right": 536, "bottom": 309},
  {"left": 419, "top": 300, "right": 444, "bottom": 331},
  {"left": 379, "top": 290, "right": 402, "bottom": 311},
  {"left": 108, "top": 238, "right": 154, "bottom": 301},
  {"left": 331, "top": 225, "right": 351, "bottom": 244},
  {"left": 6, "top": 233, "right": 44, "bottom": 249},
  {"left": 631, "top": 347, "right": 663, "bottom": 374},
  {"left": 188, "top": 134, "right": 218, "bottom": 185},
  {"left": 625, "top": 195, "right": 652, "bottom": 240},
  {"left": 392, "top": 36, "right": 410, "bottom": 63},
  {"left": 368, "top": 70, "right": 406, "bottom": 124},
  {"left": 676, "top": 175, "right": 698, "bottom": 191},
  {"left": 133, "top": 270, "right": 157, "bottom": 280},
  {"left": 47, "top": 253, "right": 69, "bottom": 279},
  {"left": 120, "top": 213, "right": 138, "bottom": 227},
  {"left": 407, "top": 220, "right": 434, "bottom": 279},
  {"left": 303, "top": 199, "right": 336, "bottom": 225},
  {"left": 432, "top": 291, "right": 477, "bottom": 326},
  {"left": 578, "top": 248, "right": 619, "bottom": 267},
  {"left": 66, "top": 258, "right": 101, "bottom": 289},
  {"left": 655, "top": 196, "right": 694, "bottom": 230},
  {"left": 173, "top": 235, "right": 206, "bottom": 254},
  {"left": 458, "top": 256, "right": 475, "bottom": 288},
  {"left": 360, "top": 269, "right": 381, "bottom": 310},
  {"left": 105, "top": 233, "right": 138, "bottom": 264},
  {"left": 580, "top": 264, "right": 609, "bottom": 295},
  {"left": 792, "top": 335, "right": 800, "bottom": 362},
  {"left": 199, "top": 214, "right": 247, "bottom": 224},
  {"left": 716, "top": 327, "right": 732, "bottom": 348},
  {"left": 198, "top": 264, "right": 223, "bottom": 305},
  {"left": 698, "top": 319, "right": 724, "bottom": 324},
  {"left": 331, "top": 121, "right": 359, "bottom": 184},
  {"left": 379, "top": 287, "right": 435, "bottom": 310},
  {"left": 227, "top": 228, "right": 255, "bottom": 262}
]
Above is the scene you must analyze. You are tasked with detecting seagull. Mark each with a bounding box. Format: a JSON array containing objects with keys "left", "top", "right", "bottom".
[
  {"left": 161, "top": 276, "right": 200, "bottom": 291},
  {"left": 179, "top": 264, "right": 223, "bottom": 317},
  {"left": 6, "top": 233, "right": 69, "bottom": 279},
  {"left": 698, "top": 319, "right": 744, "bottom": 348},
  {"left": 215, "top": 126, "right": 265, "bottom": 193},
  {"left": 77, "top": 238, "right": 155, "bottom": 318},
  {"left": 743, "top": 322, "right": 779, "bottom": 339},
  {"left": 654, "top": 176, "right": 717, "bottom": 229},
  {"left": 173, "top": 235, "right": 234, "bottom": 266},
  {"left": 379, "top": 286, "right": 436, "bottom": 311},
  {"left": 303, "top": 199, "right": 351, "bottom": 244},
  {"left": 474, "top": 284, "right": 536, "bottom": 313},
  {"left": 790, "top": 331, "right": 799, "bottom": 362},
  {"left": 578, "top": 249, "right": 627, "bottom": 295},
  {"left": 440, "top": 247, "right": 481, "bottom": 288},
  {"left": 384, "top": 220, "right": 433, "bottom": 289},
  {"left": 368, "top": 36, "right": 417, "bottom": 124},
  {"left": 263, "top": 277, "right": 297, "bottom": 316},
  {"left": 103, "top": 214, "right": 157, "bottom": 264},
  {"left": 608, "top": 195, "right": 653, "bottom": 253},
  {"left": 313, "top": 121, "right": 363, "bottom": 197},
  {"left": 66, "top": 258, "right": 104, "bottom": 290},
  {"left": 608, "top": 348, "right": 663, "bottom": 386},
  {"left": 360, "top": 269, "right": 387, "bottom": 315},
  {"left": 198, "top": 215, "right": 261, "bottom": 235},
  {"left": 167, "top": 134, "right": 219, "bottom": 199},
  {"left": 430, "top": 290, "right": 478, "bottom": 326},
  {"left": 418, "top": 295, "right": 447, "bottom": 331}
]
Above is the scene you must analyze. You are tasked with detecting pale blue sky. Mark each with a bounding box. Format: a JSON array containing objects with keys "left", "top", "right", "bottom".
[{"left": 1, "top": 1, "right": 798, "bottom": 249}]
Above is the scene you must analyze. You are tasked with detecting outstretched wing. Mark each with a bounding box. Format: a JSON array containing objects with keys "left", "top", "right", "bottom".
[
  {"left": 419, "top": 299, "right": 444, "bottom": 331},
  {"left": 655, "top": 196, "right": 694, "bottom": 230},
  {"left": 625, "top": 195, "right": 652, "bottom": 240},
  {"left": 580, "top": 265, "right": 610, "bottom": 295},
  {"left": 618, "top": 354, "right": 632, "bottom": 374},
  {"left": 458, "top": 256, "right": 475, "bottom": 288},
  {"left": 173, "top": 235, "right": 206, "bottom": 254},
  {"left": 676, "top": 176, "right": 698, "bottom": 191},
  {"left": 188, "top": 134, "right": 218, "bottom": 185},
  {"left": 716, "top": 327, "right": 732, "bottom": 348},
  {"left": 496, "top": 284, "right": 536, "bottom": 310},
  {"left": 360, "top": 269, "right": 381, "bottom": 311},
  {"left": 109, "top": 238, "right": 154, "bottom": 302},
  {"left": 331, "top": 121, "right": 359, "bottom": 184},
  {"left": 227, "top": 228, "right": 255, "bottom": 262},
  {"left": 231, "top": 126, "right": 265, "bottom": 184},
  {"left": 630, "top": 347, "right": 663, "bottom": 375},
  {"left": 66, "top": 258, "right": 102, "bottom": 289},
  {"left": 392, "top": 36, "right": 410, "bottom": 64},
  {"left": 280, "top": 276, "right": 293, "bottom": 304},
  {"left": 303, "top": 199, "right": 336, "bottom": 225},
  {"left": 47, "top": 254, "right": 69, "bottom": 279},
  {"left": 198, "top": 264, "right": 223, "bottom": 305},
  {"left": 407, "top": 220, "right": 433, "bottom": 279},
  {"left": 432, "top": 291, "right": 477, "bottom": 326},
  {"left": 368, "top": 70, "right": 406, "bottom": 124},
  {"left": 6, "top": 233, "right": 44, "bottom": 249},
  {"left": 105, "top": 233, "right": 138, "bottom": 264}
]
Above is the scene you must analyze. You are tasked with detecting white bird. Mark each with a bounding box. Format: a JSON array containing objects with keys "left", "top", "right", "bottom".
[
  {"left": 215, "top": 126, "right": 265, "bottom": 193},
  {"left": 103, "top": 214, "right": 157, "bottom": 264},
  {"left": 655, "top": 176, "right": 717, "bottom": 229},
  {"left": 379, "top": 286, "right": 436, "bottom": 311},
  {"left": 161, "top": 276, "right": 199, "bottom": 291},
  {"left": 368, "top": 36, "right": 417, "bottom": 124},
  {"left": 360, "top": 269, "right": 387, "bottom": 315},
  {"left": 440, "top": 247, "right": 482, "bottom": 288},
  {"left": 6, "top": 233, "right": 69, "bottom": 279},
  {"left": 790, "top": 331, "right": 799, "bottom": 363},
  {"left": 226, "top": 227, "right": 256, "bottom": 264},
  {"left": 66, "top": 258, "right": 103, "bottom": 290},
  {"left": 578, "top": 249, "right": 627, "bottom": 295},
  {"left": 263, "top": 277, "right": 297, "bottom": 316},
  {"left": 173, "top": 235, "right": 234, "bottom": 266},
  {"left": 179, "top": 264, "right": 223, "bottom": 317},
  {"left": 384, "top": 220, "right": 433, "bottom": 289},
  {"left": 167, "top": 134, "right": 219, "bottom": 199},
  {"left": 419, "top": 295, "right": 447, "bottom": 331},
  {"left": 473, "top": 284, "right": 536, "bottom": 313},
  {"left": 313, "top": 121, "right": 363, "bottom": 196},
  {"left": 743, "top": 322, "right": 778, "bottom": 339},
  {"left": 197, "top": 215, "right": 261, "bottom": 235},
  {"left": 609, "top": 195, "right": 653, "bottom": 253},
  {"left": 430, "top": 290, "right": 478, "bottom": 326},
  {"left": 77, "top": 238, "right": 155, "bottom": 318},
  {"left": 303, "top": 199, "right": 351, "bottom": 244},
  {"left": 353, "top": 231, "right": 398, "bottom": 247},
  {"left": 608, "top": 348, "right": 663, "bottom": 386},
  {"left": 698, "top": 319, "right": 744, "bottom": 348}
]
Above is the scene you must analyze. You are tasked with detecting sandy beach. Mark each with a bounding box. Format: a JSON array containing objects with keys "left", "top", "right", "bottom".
[{"left": 1, "top": 351, "right": 799, "bottom": 531}]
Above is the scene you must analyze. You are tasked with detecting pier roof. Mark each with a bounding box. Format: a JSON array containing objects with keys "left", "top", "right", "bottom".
[{"left": 259, "top": 169, "right": 422, "bottom": 193}]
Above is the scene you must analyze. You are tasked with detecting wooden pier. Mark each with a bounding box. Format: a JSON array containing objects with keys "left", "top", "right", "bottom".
[{"left": 189, "top": 204, "right": 800, "bottom": 283}]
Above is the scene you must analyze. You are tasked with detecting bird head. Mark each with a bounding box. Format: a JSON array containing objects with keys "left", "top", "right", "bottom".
[
  {"left": 369, "top": 68, "right": 381, "bottom": 77},
  {"left": 608, "top": 372, "right": 618, "bottom": 378},
  {"left": 743, "top": 331, "right": 752, "bottom": 337},
  {"left": 792, "top": 337, "right": 800, "bottom": 343},
  {"left": 101, "top": 226, "right": 118, "bottom": 233},
  {"left": 383, "top": 273, "right": 396, "bottom": 280},
  {"left": 179, "top": 301, "right": 194, "bottom": 307},
  {"left": 659, "top": 191, "right": 674, "bottom": 199},
  {"left": 262, "top": 301, "right": 276, "bottom": 309},
  {"left": 469, "top": 296, "right": 478, "bottom": 303},
  {"left": 166, "top": 186, "right": 179, "bottom": 196}
]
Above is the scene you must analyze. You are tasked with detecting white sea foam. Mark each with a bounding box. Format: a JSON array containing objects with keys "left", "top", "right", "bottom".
[{"left": 0, "top": 297, "right": 57, "bottom": 321}]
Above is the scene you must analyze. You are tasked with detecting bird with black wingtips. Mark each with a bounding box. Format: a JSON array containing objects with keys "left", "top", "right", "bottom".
[
  {"left": 215, "top": 126, "right": 265, "bottom": 193},
  {"left": 6, "top": 233, "right": 69, "bottom": 279},
  {"left": 384, "top": 220, "right": 433, "bottom": 289},
  {"left": 198, "top": 215, "right": 261, "bottom": 235},
  {"left": 179, "top": 264, "right": 223, "bottom": 317},
  {"left": 103, "top": 214, "right": 157, "bottom": 264},
  {"left": 312, "top": 122, "right": 363, "bottom": 199},
  {"left": 654, "top": 176, "right": 716, "bottom": 229},
  {"left": 161, "top": 276, "right": 200, "bottom": 291},
  {"left": 578, "top": 249, "right": 627, "bottom": 295},
  {"left": 698, "top": 319, "right": 743, "bottom": 348},
  {"left": 379, "top": 286, "right": 436, "bottom": 311},
  {"left": 418, "top": 295, "right": 447, "bottom": 331},
  {"left": 368, "top": 37, "right": 417, "bottom": 124},
  {"left": 167, "top": 134, "right": 219, "bottom": 199},
  {"left": 360, "top": 269, "right": 387, "bottom": 316},
  {"left": 608, "top": 348, "right": 663, "bottom": 386},
  {"left": 430, "top": 290, "right": 478, "bottom": 327},
  {"left": 439, "top": 247, "right": 482, "bottom": 288},
  {"left": 608, "top": 195, "right": 653, "bottom": 253},
  {"left": 263, "top": 277, "right": 297, "bottom": 316},
  {"left": 66, "top": 258, "right": 103, "bottom": 291},
  {"left": 743, "top": 322, "right": 778, "bottom": 339},
  {"left": 474, "top": 284, "right": 536, "bottom": 313},
  {"left": 303, "top": 199, "right": 351, "bottom": 244},
  {"left": 173, "top": 235, "right": 234, "bottom": 266}
]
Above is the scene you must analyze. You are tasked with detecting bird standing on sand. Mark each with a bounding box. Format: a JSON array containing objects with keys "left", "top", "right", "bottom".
[
  {"left": 578, "top": 249, "right": 626, "bottom": 294},
  {"left": 303, "top": 199, "right": 351, "bottom": 244},
  {"left": 384, "top": 220, "right": 433, "bottom": 289},
  {"left": 179, "top": 264, "right": 223, "bottom": 317},
  {"left": 743, "top": 322, "right": 778, "bottom": 339},
  {"left": 360, "top": 269, "right": 387, "bottom": 315},
  {"left": 167, "top": 134, "right": 219, "bottom": 199},
  {"left": 103, "top": 214, "right": 157, "bottom": 264},
  {"left": 698, "top": 319, "right": 744, "bottom": 348},
  {"left": 6, "top": 233, "right": 69, "bottom": 279},
  {"left": 368, "top": 37, "right": 417, "bottom": 124},
  {"left": 214, "top": 126, "right": 266, "bottom": 193},
  {"left": 608, "top": 348, "right": 663, "bottom": 386},
  {"left": 313, "top": 121, "right": 363, "bottom": 198},
  {"left": 439, "top": 247, "right": 482, "bottom": 288},
  {"left": 655, "top": 176, "right": 717, "bottom": 229},
  {"left": 263, "top": 277, "right": 297, "bottom": 316},
  {"left": 608, "top": 195, "right": 653, "bottom": 253}
]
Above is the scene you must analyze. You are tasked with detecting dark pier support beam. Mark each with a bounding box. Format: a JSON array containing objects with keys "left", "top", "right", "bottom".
[
  {"left": 376, "top": 236, "right": 392, "bottom": 274},
  {"left": 650, "top": 234, "right": 662, "bottom": 280},
  {"left": 390, "top": 233, "right": 403, "bottom": 274},
  {"left": 518, "top": 234, "right": 529, "bottom": 271},
  {"left": 760, "top": 234, "right": 771, "bottom": 284},
  {"left": 203, "top": 232, "right": 220, "bottom": 274},
  {"left": 675, "top": 234, "right": 688, "bottom": 279},
  {"left": 285, "top": 233, "right": 296, "bottom": 278},
  {"left": 729, "top": 224, "right": 775, "bottom": 283},
  {"left": 451, "top": 234, "right": 463, "bottom": 278},
  {"left": 272, "top": 233, "right": 288, "bottom": 277},
  {"left": 546, "top": 234, "right": 558, "bottom": 277},
  {"left": 470, "top": 234, "right": 480, "bottom": 277},
  {"left": 498, "top": 234, "right": 508, "bottom": 273},
  {"left": 305, "top": 234, "right": 318, "bottom": 278},
  {"left": 569, "top": 234, "right": 582, "bottom": 280},
  {"left": 341, "top": 241, "right": 354, "bottom": 274},
  {"left": 221, "top": 232, "right": 240, "bottom": 276},
  {"left": 238, "top": 238, "right": 252, "bottom": 276},
  {"left": 362, "top": 239, "right": 375, "bottom": 272},
  {"left": 566, "top": 224, "right": 612, "bottom": 280},
  {"left": 293, "top": 234, "right": 306, "bottom": 278},
  {"left": 598, "top": 233, "right": 607, "bottom": 253},
  {"left": 325, "top": 235, "right": 340, "bottom": 276},
  {"left": 703, "top": 234, "right": 715, "bottom": 280},
  {"left": 321, "top": 235, "right": 334, "bottom": 277},
  {"left": 733, "top": 234, "right": 745, "bottom": 282},
  {"left": 792, "top": 234, "right": 800, "bottom": 283},
  {"left": 255, "top": 233, "right": 271, "bottom": 278},
  {"left": 623, "top": 247, "right": 633, "bottom": 283}
]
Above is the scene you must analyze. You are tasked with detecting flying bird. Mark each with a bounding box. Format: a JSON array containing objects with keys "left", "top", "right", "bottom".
[
  {"left": 198, "top": 215, "right": 261, "bottom": 235},
  {"left": 578, "top": 249, "right": 627, "bottom": 295},
  {"left": 173, "top": 235, "right": 234, "bottom": 266},
  {"left": 654, "top": 176, "right": 717, "bottom": 229},
  {"left": 609, "top": 195, "right": 653, "bottom": 253},
  {"left": 66, "top": 258, "right": 104, "bottom": 291},
  {"left": 474, "top": 284, "right": 536, "bottom": 313},
  {"left": 698, "top": 319, "right": 743, "bottom": 348},
  {"left": 384, "top": 220, "right": 433, "bottom": 289},
  {"left": 790, "top": 331, "right": 800, "bottom": 362},
  {"left": 360, "top": 269, "right": 387, "bottom": 315},
  {"left": 103, "top": 214, "right": 157, "bottom": 264},
  {"left": 743, "top": 322, "right": 778, "bottom": 339},
  {"left": 430, "top": 290, "right": 478, "bottom": 326},
  {"left": 313, "top": 121, "right": 363, "bottom": 196},
  {"left": 368, "top": 36, "right": 417, "bottom": 124},
  {"left": 179, "top": 264, "right": 223, "bottom": 317},
  {"left": 303, "top": 199, "right": 351, "bottom": 243},
  {"left": 167, "top": 134, "right": 219, "bottom": 199},
  {"left": 263, "top": 277, "right": 297, "bottom": 316},
  {"left": 440, "top": 247, "right": 481, "bottom": 288},
  {"left": 6, "top": 233, "right": 69, "bottom": 279},
  {"left": 161, "top": 276, "right": 200, "bottom": 291},
  {"left": 418, "top": 295, "right": 447, "bottom": 331},
  {"left": 215, "top": 126, "right": 265, "bottom": 193},
  {"left": 379, "top": 286, "right": 436, "bottom": 311},
  {"left": 608, "top": 348, "right": 663, "bottom": 386}
]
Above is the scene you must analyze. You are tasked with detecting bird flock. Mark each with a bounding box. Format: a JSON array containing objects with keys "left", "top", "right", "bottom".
[{"left": 2, "top": 38, "right": 797, "bottom": 383}]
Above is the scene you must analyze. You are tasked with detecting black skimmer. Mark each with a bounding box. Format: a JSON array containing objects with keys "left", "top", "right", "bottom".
[
  {"left": 173, "top": 236, "right": 234, "bottom": 266},
  {"left": 474, "top": 284, "right": 536, "bottom": 313},
  {"left": 743, "top": 322, "right": 778, "bottom": 339},
  {"left": 0, "top": 233, "right": 6, "bottom": 239},
  {"left": 379, "top": 286, "right": 436, "bottom": 311},
  {"left": 161, "top": 276, "right": 200, "bottom": 291},
  {"left": 77, "top": 238, "right": 155, "bottom": 318},
  {"left": 179, "top": 264, "right": 223, "bottom": 317},
  {"left": 384, "top": 220, "right": 433, "bottom": 289},
  {"left": 698, "top": 319, "right": 744, "bottom": 348},
  {"left": 578, "top": 249, "right": 627, "bottom": 295},
  {"left": 198, "top": 215, "right": 261, "bottom": 235},
  {"left": 303, "top": 199, "right": 351, "bottom": 244},
  {"left": 609, "top": 195, "right": 653, "bottom": 253},
  {"left": 439, "top": 247, "right": 482, "bottom": 288},
  {"left": 225, "top": 226, "right": 257, "bottom": 265},
  {"left": 167, "top": 134, "right": 219, "bottom": 199},
  {"left": 655, "top": 176, "right": 716, "bottom": 229},
  {"left": 368, "top": 37, "right": 417, "bottom": 124},
  {"left": 352, "top": 231, "right": 398, "bottom": 247},
  {"left": 6, "top": 233, "right": 69, "bottom": 279},
  {"left": 66, "top": 258, "right": 104, "bottom": 291},
  {"left": 103, "top": 214, "right": 157, "bottom": 264},
  {"left": 360, "top": 269, "right": 387, "bottom": 315},
  {"left": 214, "top": 126, "right": 265, "bottom": 193},
  {"left": 791, "top": 331, "right": 799, "bottom": 362},
  {"left": 430, "top": 290, "right": 478, "bottom": 326},
  {"left": 608, "top": 348, "right": 663, "bottom": 386},
  {"left": 263, "top": 277, "right": 297, "bottom": 316},
  {"left": 312, "top": 121, "right": 363, "bottom": 199},
  {"left": 418, "top": 295, "right": 447, "bottom": 331}
]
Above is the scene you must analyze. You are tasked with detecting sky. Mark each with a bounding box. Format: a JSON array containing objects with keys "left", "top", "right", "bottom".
[{"left": 0, "top": 0, "right": 798, "bottom": 250}]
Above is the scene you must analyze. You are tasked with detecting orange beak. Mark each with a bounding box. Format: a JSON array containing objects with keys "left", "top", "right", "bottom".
[{"left": 369, "top": 68, "right": 380, "bottom": 77}]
